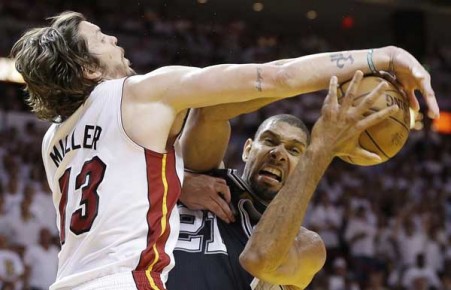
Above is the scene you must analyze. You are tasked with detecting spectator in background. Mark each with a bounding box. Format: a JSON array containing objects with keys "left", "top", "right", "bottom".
[
  {"left": 0, "top": 234, "right": 24, "bottom": 290},
  {"left": 6, "top": 197, "right": 43, "bottom": 250},
  {"left": 0, "top": 194, "right": 14, "bottom": 240},
  {"left": 402, "top": 253, "right": 441, "bottom": 290},
  {"left": 328, "top": 257, "right": 360, "bottom": 290},
  {"left": 446, "top": 235, "right": 451, "bottom": 264},
  {"left": 364, "top": 269, "right": 389, "bottom": 290},
  {"left": 24, "top": 228, "right": 58, "bottom": 290},
  {"left": 33, "top": 179, "right": 58, "bottom": 235},
  {"left": 441, "top": 258, "right": 451, "bottom": 290},
  {"left": 394, "top": 212, "right": 427, "bottom": 270},
  {"left": 309, "top": 190, "right": 343, "bottom": 270},
  {"left": 344, "top": 205, "right": 379, "bottom": 286},
  {"left": 3, "top": 177, "right": 22, "bottom": 213},
  {"left": 374, "top": 214, "right": 397, "bottom": 272},
  {"left": 423, "top": 218, "right": 446, "bottom": 275}
]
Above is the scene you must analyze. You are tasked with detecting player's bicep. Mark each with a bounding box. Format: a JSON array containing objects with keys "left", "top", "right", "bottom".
[
  {"left": 179, "top": 109, "right": 230, "bottom": 172},
  {"left": 125, "top": 66, "right": 199, "bottom": 104}
]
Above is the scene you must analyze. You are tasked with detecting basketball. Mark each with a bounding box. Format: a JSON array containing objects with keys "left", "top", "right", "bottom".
[{"left": 337, "top": 75, "right": 411, "bottom": 166}]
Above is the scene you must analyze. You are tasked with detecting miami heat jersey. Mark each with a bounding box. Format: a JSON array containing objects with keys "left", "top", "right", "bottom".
[
  {"left": 167, "top": 169, "right": 288, "bottom": 290},
  {"left": 42, "top": 78, "right": 184, "bottom": 290}
]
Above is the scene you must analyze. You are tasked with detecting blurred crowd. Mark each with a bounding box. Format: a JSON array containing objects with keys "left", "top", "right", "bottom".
[{"left": 0, "top": 1, "right": 450, "bottom": 289}]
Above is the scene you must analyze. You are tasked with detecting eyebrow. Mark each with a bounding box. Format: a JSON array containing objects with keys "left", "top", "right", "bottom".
[{"left": 260, "top": 130, "right": 306, "bottom": 147}]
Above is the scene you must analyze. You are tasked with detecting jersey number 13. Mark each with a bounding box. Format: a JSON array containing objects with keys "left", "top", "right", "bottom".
[{"left": 57, "top": 156, "right": 106, "bottom": 244}]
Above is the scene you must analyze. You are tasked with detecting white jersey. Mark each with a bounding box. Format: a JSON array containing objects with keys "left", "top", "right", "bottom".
[{"left": 42, "top": 78, "right": 184, "bottom": 290}]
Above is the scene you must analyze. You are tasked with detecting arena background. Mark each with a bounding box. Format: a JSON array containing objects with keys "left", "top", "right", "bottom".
[{"left": 0, "top": 0, "right": 450, "bottom": 289}]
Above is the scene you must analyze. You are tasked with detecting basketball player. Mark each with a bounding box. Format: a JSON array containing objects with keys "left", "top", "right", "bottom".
[
  {"left": 11, "top": 9, "right": 438, "bottom": 290},
  {"left": 168, "top": 71, "right": 399, "bottom": 289}
]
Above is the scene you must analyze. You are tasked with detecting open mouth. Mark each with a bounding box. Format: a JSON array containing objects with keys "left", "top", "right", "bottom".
[{"left": 259, "top": 167, "right": 282, "bottom": 182}]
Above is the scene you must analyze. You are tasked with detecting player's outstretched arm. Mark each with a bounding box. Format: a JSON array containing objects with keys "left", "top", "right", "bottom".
[
  {"left": 125, "top": 46, "right": 437, "bottom": 116},
  {"left": 122, "top": 47, "right": 436, "bottom": 154},
  {"left": 239, "top": 71, "right": 399, "bottom": 289}
]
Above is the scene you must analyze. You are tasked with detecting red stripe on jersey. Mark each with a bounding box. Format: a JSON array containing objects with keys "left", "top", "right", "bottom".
[{"left": 134, "top": 149, "right": 181, "bottom": 289}]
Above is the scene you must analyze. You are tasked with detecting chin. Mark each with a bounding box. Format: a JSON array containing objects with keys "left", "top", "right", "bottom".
[{"left": 253, "top": 185, "right": 279, "bottom": 202}]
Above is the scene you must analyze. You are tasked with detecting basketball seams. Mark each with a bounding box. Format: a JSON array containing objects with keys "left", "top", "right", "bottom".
[
  {"left": 366, "top": 108, "right": 410, "bottom": 131},
  {"left": 352, "top": 92, "right": 370, "bottom": 103},
  {"left": 362, "top": 130, "right": 390, "bottom": 159}
]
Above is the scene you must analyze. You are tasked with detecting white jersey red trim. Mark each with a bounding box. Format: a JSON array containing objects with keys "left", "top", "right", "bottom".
[{"left": 42, "top": 78, "right": 183, "bottom": 289}]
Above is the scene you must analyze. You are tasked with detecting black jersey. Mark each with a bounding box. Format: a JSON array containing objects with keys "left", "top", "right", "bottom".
[{"left": 167, "top": 169, "right": 261, "bottom": 290}]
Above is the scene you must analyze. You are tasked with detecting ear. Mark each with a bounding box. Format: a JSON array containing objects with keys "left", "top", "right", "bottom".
[
  {"left": 83, "top": 67, "right": 102, "bottom": 80},
  {"left": 242, "top": 138, "right": 253, "bottom": 162}
]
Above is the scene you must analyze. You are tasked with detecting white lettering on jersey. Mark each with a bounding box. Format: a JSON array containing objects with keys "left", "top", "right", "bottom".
[{"left": 176, "top": 206, "right": 227, "bottom": 254}]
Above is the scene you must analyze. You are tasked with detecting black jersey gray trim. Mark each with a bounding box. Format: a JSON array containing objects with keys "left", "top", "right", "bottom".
[{"left": 238, "top": 199, "right": 254, "bottom": 238}]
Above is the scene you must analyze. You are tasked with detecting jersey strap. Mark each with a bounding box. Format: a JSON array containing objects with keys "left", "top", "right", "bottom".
[{"left": 210, "top": 168, "right": 268, "bottom": 216}]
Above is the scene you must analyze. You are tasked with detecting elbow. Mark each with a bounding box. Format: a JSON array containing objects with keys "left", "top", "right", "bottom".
[
  {"left": 311, "top": 233, "right": 327, "bottom": 273},
  {"left": 302, "top": 230, "right": 327, "bottom": 274},
  {"left": 239, "top": 247, "right": 273, "bottom": 279}
]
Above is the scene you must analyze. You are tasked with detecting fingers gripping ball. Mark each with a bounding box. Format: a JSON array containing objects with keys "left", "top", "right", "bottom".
[{"left": 338, "top": 75, "right": 411, "bottom": 166}]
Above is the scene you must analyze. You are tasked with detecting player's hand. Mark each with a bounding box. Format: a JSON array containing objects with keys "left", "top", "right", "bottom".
[
  {"left": 383, "top": 46, "right": 439, "bottom": 118},
  {"left": 311, "top": 70, "right": 399, "bottom": 163},
  {"left": 180, "top": 172, "right": 235, "bottom": 223}
]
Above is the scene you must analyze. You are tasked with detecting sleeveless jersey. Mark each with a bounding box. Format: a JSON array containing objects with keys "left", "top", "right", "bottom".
[
  {"left": 167, "top": 169, "right": 288, "bottom": 290},
  {"left": 42, "top": 78, "right": 184, "bottom": 290}
]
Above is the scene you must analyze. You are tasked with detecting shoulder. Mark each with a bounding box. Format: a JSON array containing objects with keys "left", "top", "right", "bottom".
[{"left": 124, "top": 66, "right": 198, "bottom": 103}]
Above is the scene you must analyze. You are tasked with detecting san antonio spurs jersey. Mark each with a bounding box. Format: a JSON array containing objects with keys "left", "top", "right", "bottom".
[{"left": 167, "top": 169, "right": 288, "bottom": 290}]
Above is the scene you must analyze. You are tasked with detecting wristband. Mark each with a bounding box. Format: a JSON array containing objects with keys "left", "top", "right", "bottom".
[{"left": 367, "top": 49, "right": 378, "bottom": 74}]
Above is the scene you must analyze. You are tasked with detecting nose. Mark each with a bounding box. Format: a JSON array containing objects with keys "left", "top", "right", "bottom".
[{"left": 269, "top": 145, "right": 287, "bottom": 162}]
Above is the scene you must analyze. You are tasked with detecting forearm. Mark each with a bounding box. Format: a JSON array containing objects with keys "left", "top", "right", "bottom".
[
  {"left": 241, "top": 142, "right": 334, "bottom": 271},
  {"left": 279, "top": 47, "right": 392, "bottom": 94},
  {"left": 158, "top": 47, "right": 393, "bottom": 113},
  {"left": 185, "top": 47, "right": 392, "bottom": 111}
]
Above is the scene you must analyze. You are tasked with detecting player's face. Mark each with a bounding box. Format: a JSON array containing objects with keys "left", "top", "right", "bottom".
[
  {"left": 242, "top": 120, "right": 308, "bottom": 202},
  {"left": 78, "top": 21, "right": 135, "bottom": 79}
]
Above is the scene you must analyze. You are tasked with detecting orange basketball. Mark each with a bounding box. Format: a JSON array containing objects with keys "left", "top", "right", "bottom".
[{"left": 337, "top": 75, "right": 411, "bottom": 166}]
